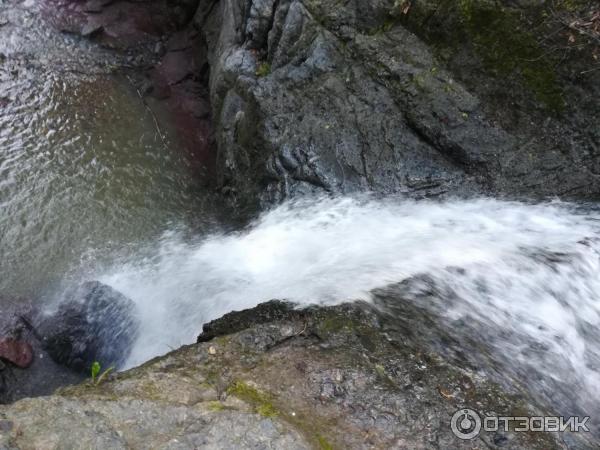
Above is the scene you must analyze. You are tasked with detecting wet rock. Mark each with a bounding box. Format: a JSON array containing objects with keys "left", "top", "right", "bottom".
[
  {"left": 80, "top": 21, "right": 103, "bottom": 38},
  {"left": 153, "top": 40, "right": 165, "bottom": 55},
  {"left": 198, "top": 300, "right": 305, "bottom": 342},
  {"left": 37, "top": 281, "right": 140, "bottom": 373},
  {"left": 193, "top": 0, "right": 600, "bottom": 214},
  {"left": 0, "top": 297, "right": 84, "bottom": 404},
  {"left": 0, "top": 339, "right": 32, "bottom": 369},
  {"left": 147, "top": 27, "right": 215, "bottom": 173},
  {"left": 1, "top": 300, "right": 597, "bottom": 449},
  {"left": 1, "top": 281, "right": 139, "bottom": 403},
  {"left": 42, "top": 0, "right": 198, "bottom": 47}
]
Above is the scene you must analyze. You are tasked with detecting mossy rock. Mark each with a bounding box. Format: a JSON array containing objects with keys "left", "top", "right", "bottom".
[{"left": 399, "top": 0, "right": 571, "bottom": 111}]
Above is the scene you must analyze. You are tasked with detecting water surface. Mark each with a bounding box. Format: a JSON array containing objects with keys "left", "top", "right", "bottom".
[{"left": 0, "top": 0, "right": 213, "bottom": 297}]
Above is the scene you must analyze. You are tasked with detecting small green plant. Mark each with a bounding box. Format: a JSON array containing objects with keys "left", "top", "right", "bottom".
[
  {"left": 255, "top": 62, "right": 271, "bottom": 77},
  {"left": 90, "top": 361, "right": 114, "bottom": 386},
  {"left": 91, "top": 361, "right": 101, "bottom": 383}
]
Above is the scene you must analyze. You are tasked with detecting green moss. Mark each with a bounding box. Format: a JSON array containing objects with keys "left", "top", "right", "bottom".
[
  {"left": 227, "top": 381, "right": 268, "bottom": 404},
  {"left": 374, "top": 364, "right": 387, "bottom": 378},
  {"left": 256, "top": 403, "right": 279, "bottom": 418},
  {"left": 412, "top": 73, "right": 427, "bottom": 91},
  {"left": 457, "top": 0, "right": 564, "bottom": 111},
  {"left": 198, "top": 381, "right": 213, "bottom": 389},
  {"left": 207, "top": 400, "right": 226, "bottom": 411},
  {"left": 556, "top": 0, "right": 589, "bottom": 12},
  {"left": 402, "top": 0, "right": 566, "bottom": 112},
  {"left": 319, "top": 316, "right": 352, "bottom": 333},
  {"left": 317, "top": 434, "right": 334, "bottom": 450},
  {"left": 256, "top": 62, "right": 272, "bottom": 77},
  {"left": 227, "top": 381, "right": 279, "bottom": 418},
  {"left": 368, "top": 16, "right": 398, "bottom": 35}
]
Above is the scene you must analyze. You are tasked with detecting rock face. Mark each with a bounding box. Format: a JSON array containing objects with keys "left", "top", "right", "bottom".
[
  {"left": 193, "top": 0, "right": 599, "bottom": 213},
  {"left": 37, "top": 281, "right": 140, "bottom": 373},
  {"left": 46, "top": 0, "right": 599, "bottom": 214},
  {"left": 1, "top": 300, "right": 597, "bottom": 449}
]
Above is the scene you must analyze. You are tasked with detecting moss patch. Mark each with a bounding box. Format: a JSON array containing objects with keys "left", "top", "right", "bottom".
[
  {"left": 206, "top": 400, "right": 226, "bottom": 411},
  {"left": 227, "top": 381, "right": 279, "bottom": 418},
  {"left": 400, "top": 0, "right": 567, "bottom": 112},
  {"left": 317, "top": 434, "right": 334, "bottom": 450},
  {"left": 457, "top": 0, "right": 563, "bottom": 111},
  {"left": 256, "top": 62, "right": 271, "bottom": 77}
]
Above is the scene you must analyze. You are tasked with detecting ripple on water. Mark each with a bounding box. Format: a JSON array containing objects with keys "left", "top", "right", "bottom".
[{"left": 0, "top": 21, "right": 210, "bottom": 297}]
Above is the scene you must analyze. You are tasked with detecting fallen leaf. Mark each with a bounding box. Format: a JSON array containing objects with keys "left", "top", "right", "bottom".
[
  {"left": 437, "top": 386, "right": 455, "bottom": 400},
  {"left": 402, "top": 1, "right": 412, "bottom": 15}
]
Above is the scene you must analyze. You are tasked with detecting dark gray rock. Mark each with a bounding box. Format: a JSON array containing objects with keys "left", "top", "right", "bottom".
[
  {"left": 80, "top": 21, "right": 103, "bottom": 38},
  {"left": 0, "top": 296, "right": 84, "bottom": 405},
  {"left": 0, "top": 282, "right": 139, "bottom": 404},
  {"left": 198, "top": 300, "right": 307, "bottom": 342},
  {"left": 37, "top": 281, "right": 140, "bottom": 373},
  {"left": 192, "top": 0, "right": 600, "bottom": 215}
]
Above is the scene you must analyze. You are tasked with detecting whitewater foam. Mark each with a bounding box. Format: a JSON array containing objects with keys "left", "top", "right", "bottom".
[{"left": 97, "top": 196, "right": 600, "bottom": 415}]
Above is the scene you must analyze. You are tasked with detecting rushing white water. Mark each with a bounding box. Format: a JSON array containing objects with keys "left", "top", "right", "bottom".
[
  {"left": 97, "top": 196, "right": 600, "bottom": 393},
  {"left": 96, "top": 195, "right": 600, "bottom": 421}
]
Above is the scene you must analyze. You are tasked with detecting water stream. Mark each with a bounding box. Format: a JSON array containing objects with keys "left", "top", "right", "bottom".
[
  {"left": 2, "top": 0, "right": 600, "bottom": 433},
  {"left": 98, "top": 196, "right": 600, "bottom": 422}
]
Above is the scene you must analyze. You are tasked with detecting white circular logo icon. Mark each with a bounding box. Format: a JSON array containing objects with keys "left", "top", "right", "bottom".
[{"left": 451, "top": 408, "right": 482, "bottom": 440}]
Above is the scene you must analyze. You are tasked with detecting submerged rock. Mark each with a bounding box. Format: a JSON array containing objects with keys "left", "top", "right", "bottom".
[
  {"left": 1, "top": 300, "right": 596, "bottom": 449},
  {"left": 42, "top": 0, "right": 199, "bottom": 47},
  {"left": 37, "top": 281, "right": 140, "bottom": 373}
]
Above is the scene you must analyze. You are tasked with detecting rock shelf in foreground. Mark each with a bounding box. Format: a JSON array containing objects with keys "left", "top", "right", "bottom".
[{"left": 1, "top": 300, "right": 595, "bottom": 449}]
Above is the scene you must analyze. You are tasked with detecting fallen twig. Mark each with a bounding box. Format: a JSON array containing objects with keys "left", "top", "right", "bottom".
[{"left": 125, "top": 75, "right": 169, "bottom": 151}]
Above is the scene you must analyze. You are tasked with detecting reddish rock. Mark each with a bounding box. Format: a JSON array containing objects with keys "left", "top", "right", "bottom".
[
  {"left": 149, "top": 29, "right": 215, "bottom": 176},
  {"left": 0, "top": 338, "right": 33, "bottom": 369},
  {"left": 40, "top": 0, "right": 198, "bottom": 48}
]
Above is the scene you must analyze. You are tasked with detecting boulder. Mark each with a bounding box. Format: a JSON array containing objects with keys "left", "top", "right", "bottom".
[{"left": 37, "top": 281, "right": 140, "bottom": 373}]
